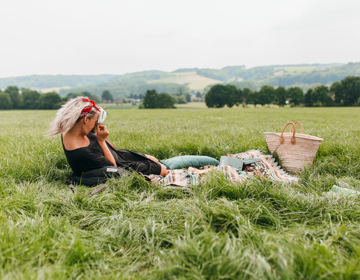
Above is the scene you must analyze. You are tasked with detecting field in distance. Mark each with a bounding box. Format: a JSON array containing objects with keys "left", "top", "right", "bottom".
[
  {"left": 147, "top": 71, "right": 223, "bottom": 90},
  {"left": 1, "top": 107, "right": 360, "bottom": 279}
]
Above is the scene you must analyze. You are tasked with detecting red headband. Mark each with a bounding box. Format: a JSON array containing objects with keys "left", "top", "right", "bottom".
[{"left": 79, "top": 98, "right": 100, "bottom": 118}]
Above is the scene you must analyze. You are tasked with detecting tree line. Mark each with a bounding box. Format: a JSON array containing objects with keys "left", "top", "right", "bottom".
[
  {"left": 0, "top": 86, "right": 116, "bottom": 110},
  {"left": 205, "top": 76, "right": 360, "bottom": 108},
  {"left": 139, "top": 89, "right": 199, "bottom": 109},
  {"left": 140, "top": 90, "right": 176, "bottom": 109}
]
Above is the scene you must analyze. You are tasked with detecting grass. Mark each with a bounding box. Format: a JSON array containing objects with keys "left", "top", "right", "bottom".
[
  {"left": 274, "top": 66, "right": 318, "bottom": 74},
  {"left": 175, "top": 102, "right": 207, "bottom": 109},
  {"left": 99, "top": 103, "right": 138, "bottom": 110},
  {"left": 1, "top": 107, "right": 360, "bottom": 279},
  {"left": 147, "top": 71, "right": 223, "bottom": 91}
]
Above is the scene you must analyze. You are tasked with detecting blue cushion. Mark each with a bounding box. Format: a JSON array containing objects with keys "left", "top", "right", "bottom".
[{"left": 160, "top": 155, "right": 219, "bottom": 169}]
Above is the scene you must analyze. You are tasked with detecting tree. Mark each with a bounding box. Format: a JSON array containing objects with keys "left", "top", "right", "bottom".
[
  {"left": 235, "top": 88, "right": 243, "bottom": 106},
  {"left": 143, "top": 89, "right": 158, "bottom": 108},
  {"left": 304, "top": 89, "right": 313, "bottom": 107},
  {"left": 196, "top": 92, "right": 202, "bottom": 98},
  {"left": 338, "top": 76, "right": 360, "bottom": 106},
  {"left": 81, "top": 92, "right": 101, "bottom": 103},
  {"left": 205, "top": 84, "right": 239, "bottom": 108},
  {"left": 142, "top": 90, "right": 175, "bottom": 109},
  {"left": 259, "top": 85, "right": 276, "bottom": 106},
  {"left": 5, "top": 86, "right": 20, "bottom": 108},
  {"left": 252, "top": 91, "right": 260, "bottom": 107},
  {"left": 185, "top": 93, "right": 191, "bottom": 102},
  {"left": 205, "top": 85, "right": 227, "bottom": 108},
  {"left": 66, "top": 92, "right": 101, "bottom": 104},
  {"left": 0, "top": 92, "right": 13, "bottom": 109},
  {"left": 287, "top": 87, "right": 303, "bottom": 106},
  {"left": 176, "top": 95, "right": 187, "bottom": 104},
  {"left": 225, "top": 84, "right": 238, "bottom": 108},
  {"left": 157, "top": 93, "right": 175, "bottom": 108},
  {"left": 275, "top": 86, "right": 286, "bottom": 107},
  {"left": 312, "top": 85, "right": 333, "bottom": 106},
  {"left": 21, "top": 89, "right": 40, "bottom": 109},
  {"left": 102, "top": 90, "right": 114, "bottom": 102},
  {"left": 242, "top": 88, "right": 253, "bottom": 106},
  {"left": 330, "top": 81, "right": 343, "bottom": 106},
  {"left": 38, "top": 92, "right": 62, "bottom": 109}
]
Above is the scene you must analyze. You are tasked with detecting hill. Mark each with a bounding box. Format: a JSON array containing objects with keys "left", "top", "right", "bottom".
[
  {"left": 2, "top": 62, "right": 360, "bottom": 98},
  {"left": 0, "top": 74, "right": 121, "bottom": 90},
  {"left": 147, "top": 71, "right": 223, "bottom": 91}
]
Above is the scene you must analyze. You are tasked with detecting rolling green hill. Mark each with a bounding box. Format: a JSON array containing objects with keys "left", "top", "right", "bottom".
[
  {"left": 0, "top": 74, "right": 121, "bottom": 90},
  {"left": 147, "top": 71, "right": 223, "bottom": 91},
  {"left": 2, "top": 62, "right": 360, "bottom": 98}
]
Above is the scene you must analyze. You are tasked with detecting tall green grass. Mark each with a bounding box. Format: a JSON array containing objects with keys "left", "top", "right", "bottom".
[{"left": 1, "top": 107, "right": 360, "bottom": 279}]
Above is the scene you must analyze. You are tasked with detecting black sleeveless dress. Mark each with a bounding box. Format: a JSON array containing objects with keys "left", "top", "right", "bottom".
[{"left": 62, "top": 132, "right": 162, "bottom": 176}]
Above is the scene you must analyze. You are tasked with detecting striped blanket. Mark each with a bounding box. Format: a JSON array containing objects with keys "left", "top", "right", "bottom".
[{"left": 146, "top": 150, "right": 299, "bottom": 188}]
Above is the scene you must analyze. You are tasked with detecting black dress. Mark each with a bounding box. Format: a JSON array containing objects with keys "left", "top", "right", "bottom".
[{"left": 62, "top": 132, "right": 162, "bottom": 176}]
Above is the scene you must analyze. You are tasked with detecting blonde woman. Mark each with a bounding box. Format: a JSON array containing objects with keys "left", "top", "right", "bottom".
[{"left": 50, "top": 97, "right": 168, "bottom": 177}]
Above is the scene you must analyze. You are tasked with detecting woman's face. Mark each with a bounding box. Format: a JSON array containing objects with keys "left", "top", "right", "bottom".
[{"left": 83, "top": 112, "right": 99, "bottom": 134}]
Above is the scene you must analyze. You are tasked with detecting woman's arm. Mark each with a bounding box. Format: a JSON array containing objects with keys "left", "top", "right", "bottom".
[
  {"left": 96, "top": 124, "right": 117, "bottom": 167},
  {"left": 145, "top": 155, "right": 159, "bottom": 162},
  {"left": 144, "top": 155, "right": 169, "bottom": 175}
]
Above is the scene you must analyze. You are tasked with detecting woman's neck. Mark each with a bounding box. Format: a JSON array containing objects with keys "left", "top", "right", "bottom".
[{"left": 64, "top": 122, "right": 88, "bottom": 140}]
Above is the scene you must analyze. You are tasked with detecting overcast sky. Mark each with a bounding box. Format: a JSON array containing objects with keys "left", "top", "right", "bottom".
[{"left": 0, "top": 0, "right": 359, "bottom": 78}]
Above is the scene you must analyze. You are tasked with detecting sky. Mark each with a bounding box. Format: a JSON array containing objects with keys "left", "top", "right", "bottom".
[{"left": 1, "top": 0, "right": 360, "bottom": 78}]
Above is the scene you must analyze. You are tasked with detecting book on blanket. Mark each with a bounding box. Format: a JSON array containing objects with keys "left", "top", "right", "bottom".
[
  {"left": 220, "top": 156, "right": 261, "bottom": 170},
  {"left": 220, "top": 156, "right": 244, "bottom": 170}
]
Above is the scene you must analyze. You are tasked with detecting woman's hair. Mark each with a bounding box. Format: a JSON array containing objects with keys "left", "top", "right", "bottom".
[{"left": 49, "top": 96, "right": 98, "bottom": 137}]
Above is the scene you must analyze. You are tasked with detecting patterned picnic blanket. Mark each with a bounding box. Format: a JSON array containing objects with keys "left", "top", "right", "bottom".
[{"left": 146, "top": 150, "right": 299, "bottom": 188}]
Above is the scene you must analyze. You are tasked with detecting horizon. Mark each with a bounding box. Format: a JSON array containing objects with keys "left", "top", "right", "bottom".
[{"left": 0, "top": 61, "right": 353, "bottom": 79}]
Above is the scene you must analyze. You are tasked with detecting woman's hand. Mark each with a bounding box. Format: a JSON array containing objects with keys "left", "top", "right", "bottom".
[
  {"left": 95, "top": 124, "right": 116, "bottom": 167},
  {"left": 96, "top": 124, "right": 109, "bottom": 142}
]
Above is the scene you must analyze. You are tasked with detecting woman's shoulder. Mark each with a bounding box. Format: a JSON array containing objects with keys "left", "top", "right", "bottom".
[{"left": 62, "top": 132, "right": 93, "bottom": 152}]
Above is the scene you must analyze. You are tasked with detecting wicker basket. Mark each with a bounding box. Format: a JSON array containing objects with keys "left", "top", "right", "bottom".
[{"left": 264, "top": 122, "right": 322, "bottom": 173}]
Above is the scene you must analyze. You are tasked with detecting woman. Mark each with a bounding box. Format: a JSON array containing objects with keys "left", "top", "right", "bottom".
[{"left": 50, "top": 96, "right": 168, "bottom": 177}]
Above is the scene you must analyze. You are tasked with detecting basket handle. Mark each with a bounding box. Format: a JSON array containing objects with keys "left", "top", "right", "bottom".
[
  {"left": 280, "top": 122, "right": 296, "bottom": 145},
  {"left": 289, "top": 121, "right": 304, "bottom": 134}
]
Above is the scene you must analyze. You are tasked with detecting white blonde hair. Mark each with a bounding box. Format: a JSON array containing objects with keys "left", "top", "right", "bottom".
[{"left": 49, "top": 96, "right": 98, "bottom": 137}]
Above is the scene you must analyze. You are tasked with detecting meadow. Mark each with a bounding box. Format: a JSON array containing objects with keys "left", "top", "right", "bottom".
[
  {"left": 1, "top": 107, "right": 360, "bottom": 279},
  {"left": 147, "top": 71, "right": 223, "bottom": 91}
]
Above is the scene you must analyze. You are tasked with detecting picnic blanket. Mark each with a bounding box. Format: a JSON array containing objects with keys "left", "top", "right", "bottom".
[{"left": 146, "top": 150, "right": 299, "bottom": 187}]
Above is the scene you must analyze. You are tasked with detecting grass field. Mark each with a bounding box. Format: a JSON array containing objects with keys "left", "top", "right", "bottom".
[
  {"left": 1, "top": 107, "right": 360, "bottom": 279},
  {"left": 274, "top": 66, "right": 318, "bottom": 74},
  {"left": 147, "top": 71, "right": 223, "bottom": 91},
  {"left": 101, "top": 102, "right": 208, "bottom": 110}
]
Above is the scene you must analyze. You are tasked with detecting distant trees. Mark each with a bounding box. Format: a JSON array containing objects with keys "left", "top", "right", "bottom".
[
  {"left": 242, "top": 88, "right": 253, "bottom": 106},
  {"left": 20, "top": 89, "right": 41, "bottom": 109},
  {"left": 38, "top": 92, "right": 62, "bottom": 109},
  {"left": 275, "top": 86, "right": 286, "bottom": 107},
  {"left": 0, "top": 91, "right": 13, "bottom": 109},
  {"left": 102, "top": 90, "right": 114, "bottom": 102},
  {"left": 204, "top": 76, "right": 360, "bottom": 108},
  {"left": 65, "top": 92, "right": 101, "bottom": 104},
  {"left": 170, "top": 88, "right": 190, "bottom": 104},
  {"left": 304, "top": 89, "right": 313, "bottom": 107},
  {"left": 331, "top": 76, "right": 360, "bottom": 106},
  {"left": 287, "top": 87, "right": 303, "bottom": 106},
  {"left": 205, "top": 84, "right": 240, "bottom": 108},
  {"left": 142, "top": 89, "right": 175, "bottom": 109},
  {"left": 259, "top": 85, "right": 276, "bottom": 106},
  {"left": 5, "top": 86, "right": 21, "bottom": 108},
  {"left": 143, "top": 89, "right": 158, "bottom": 108}
]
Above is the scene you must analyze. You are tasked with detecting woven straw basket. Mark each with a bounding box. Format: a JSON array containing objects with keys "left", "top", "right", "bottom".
[{"left": 264, "top": 122, "right": 322, "bottom": 173}]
